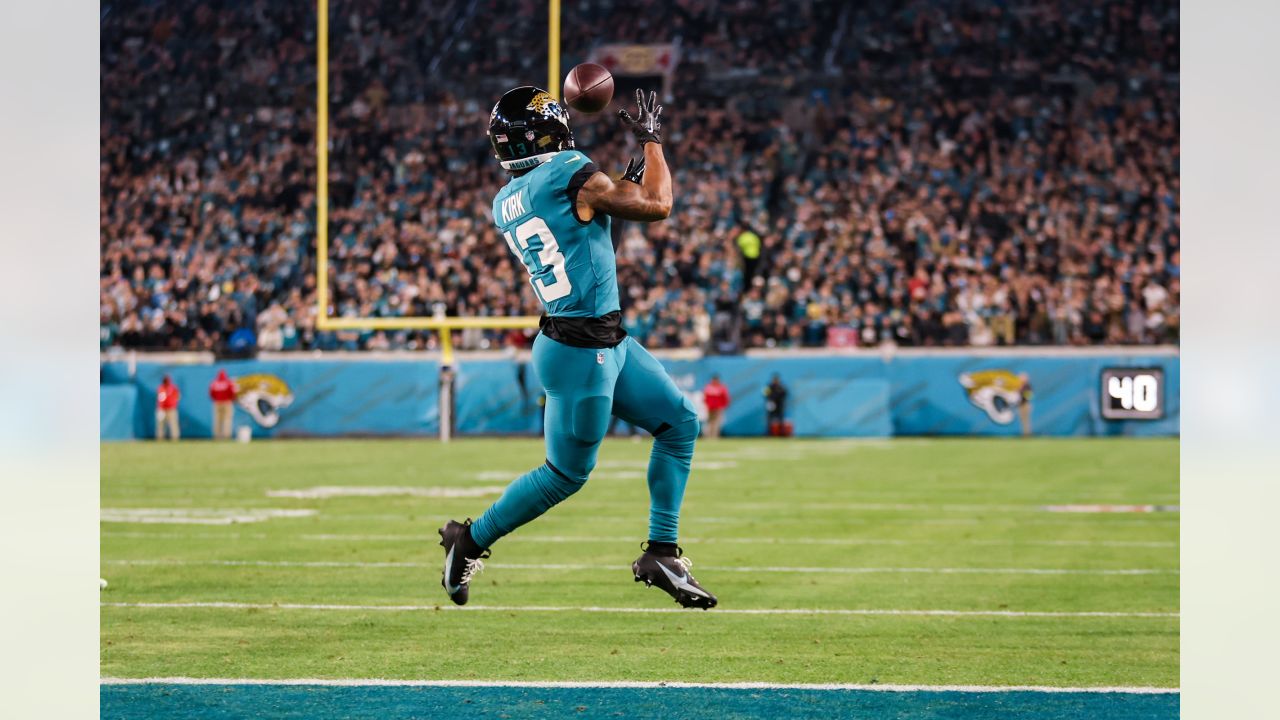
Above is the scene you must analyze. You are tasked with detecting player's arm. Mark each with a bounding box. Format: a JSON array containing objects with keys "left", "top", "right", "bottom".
[
  {"left": 577, "top": 90, "right": 672, "bottom": 223},
  {"left": 578, "top": 145, "right": 670, "bottom": 222}
]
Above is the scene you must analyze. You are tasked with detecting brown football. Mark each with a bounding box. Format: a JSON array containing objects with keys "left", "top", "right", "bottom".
[{"left": 563, "top": 63, "right": 614, "bottom": 114}]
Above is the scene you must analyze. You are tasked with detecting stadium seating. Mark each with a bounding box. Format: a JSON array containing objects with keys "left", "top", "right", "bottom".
[{"left": 100, "top": 0, "right": 1179, "bottom": 353}]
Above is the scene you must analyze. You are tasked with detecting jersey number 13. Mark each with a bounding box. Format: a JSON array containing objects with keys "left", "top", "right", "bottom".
[{"left": 503, "top": 217, "right": 572, "bottom": 303}]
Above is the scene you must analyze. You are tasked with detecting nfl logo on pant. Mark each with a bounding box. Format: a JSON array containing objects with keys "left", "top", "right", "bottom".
[{"left": 597, "top": 352, "right": 605, "bottom": 365}]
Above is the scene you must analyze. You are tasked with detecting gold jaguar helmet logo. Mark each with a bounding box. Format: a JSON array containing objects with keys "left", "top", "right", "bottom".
[
  {"left": 958, "top": 369, "right": 1026, "bottom": 425},
  {"left": 526, "top": 90, "right": 557, "bottom": 115},
  {"left": 233, "top": 373, "right": 295, "bottom": 428}
]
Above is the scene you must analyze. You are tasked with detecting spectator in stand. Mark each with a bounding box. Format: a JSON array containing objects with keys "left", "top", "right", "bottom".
[
  {"left": 1018, "top": 373, "right": 1034, "bottom": 438},
  {"left": 702, "top": 374, "right": 731, "bottom": 439},
  {"left": 208, "top": 369, "right": 238, "bottom": 440},
  {"left": 735, "top": 227, "right": 763, "bottom": 286},
  {"left": 155, "top": 375, "right": 181, "bottom": 441},
  {"left": 764, "top": 374, "right": 790, "bottom": 437}
]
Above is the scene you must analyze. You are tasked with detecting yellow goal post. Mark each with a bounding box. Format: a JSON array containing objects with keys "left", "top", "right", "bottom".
[{"left": 313, "top": 0, "right": 562, "bottom": 437}]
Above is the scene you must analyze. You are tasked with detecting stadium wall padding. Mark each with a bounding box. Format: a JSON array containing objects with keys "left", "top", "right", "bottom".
[
  {"left": 100, "top": 351, "right": 1178, "bottom": 439},
  {"left": 100, "top": 384, "right": 141, "bottom": 440},
  {"left": 101, "top": 359, "right": 441, "bottom": 440}
]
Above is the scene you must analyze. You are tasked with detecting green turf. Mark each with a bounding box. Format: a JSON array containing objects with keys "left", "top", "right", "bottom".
[{"left": 101, "top": 438, "right": 1179, "bottom": 687}]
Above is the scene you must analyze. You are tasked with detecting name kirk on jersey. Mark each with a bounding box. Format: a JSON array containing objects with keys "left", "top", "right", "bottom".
[{"left": 500, "top": 190, "right": 527, "bottom": 224}]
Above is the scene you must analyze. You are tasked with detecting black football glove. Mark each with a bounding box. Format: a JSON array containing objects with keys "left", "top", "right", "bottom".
[
  {"left": 621, "top": 156, "right": 646, "bottom": 184},
  {"left": 618, "top": 89, "right": 663, "bottom": 145}
]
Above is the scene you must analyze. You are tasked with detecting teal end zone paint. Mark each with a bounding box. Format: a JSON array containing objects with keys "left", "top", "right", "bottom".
[{"left": 101, "top": 684, "right": 1179, "bottom": 720}]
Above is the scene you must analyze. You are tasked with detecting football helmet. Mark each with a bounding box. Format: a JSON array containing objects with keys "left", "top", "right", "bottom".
[{"left": 488, "top": 86, "right": 575, "bottom": 171}]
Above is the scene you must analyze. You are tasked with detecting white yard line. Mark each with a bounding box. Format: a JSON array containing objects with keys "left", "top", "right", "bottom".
[
  {"left": 122, "top": 512, "right": 1176, "bottom": 527},
  {"left": 266, "top": 486, "right": 505, "bottom": 499},
  {"left": 103, "top": 531, "right": 1177, "bottom": 549},
  {"left": 709, "top": 502, "right": 1043, "bottom": 512},
  {"left": 1043, "top": 504, "right": 1180, "bottom": 513},
  {"left": 495, "top": 501, "right": 1178, "bottom": 514},
  {"left": 98, "top": 676, "right": 1178, "bottom": 694},
  {"left": 106, "top": 531, "right": 274, "bottom": 540},
  {"left": 502, "top": 535, "right": 1178, "bottom": 549},
  {"left": 109, "top": 559, "right": 425, "bottom": 569},
  {"left": 103, "top": 559, "right": 1178, "bottom": 575},
  {"left": 100, "top": 508, "right": 317, "bottom": 525},
  {"left": 100, "top": 601, "right": 1179, "bottom": 619},
  {"left": 904, "top": 518, "right": 1176, "bottom": 526}
]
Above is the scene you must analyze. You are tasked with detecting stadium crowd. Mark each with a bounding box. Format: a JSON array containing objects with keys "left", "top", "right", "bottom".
[{"left": 101, "top": 0, "right": 1179, "bottom": 353}]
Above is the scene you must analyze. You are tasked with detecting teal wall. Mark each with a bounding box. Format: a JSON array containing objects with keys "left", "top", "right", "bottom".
[{"left": 100, "top": 351, "right": 1178, "bottom": 440}]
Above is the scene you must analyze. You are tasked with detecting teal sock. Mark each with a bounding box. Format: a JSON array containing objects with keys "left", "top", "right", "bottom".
[
  {"left": 646, "top": 417, "right": 698, "bottom": 544},
  {"left": 470, "top": 461, "right": 585, "bottom": 548}
]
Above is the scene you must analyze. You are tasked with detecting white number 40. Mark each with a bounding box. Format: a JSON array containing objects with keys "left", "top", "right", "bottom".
[
  {"left": 1108, "top": 374, "right": 1159, "bottom": 412},
  {"left": 502, "top": 217, "right": 573, "bottom": 303}
]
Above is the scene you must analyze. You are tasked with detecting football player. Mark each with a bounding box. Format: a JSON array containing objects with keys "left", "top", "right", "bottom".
[{"left": 437, "top": 87, "right": 717, "bottom": 610}]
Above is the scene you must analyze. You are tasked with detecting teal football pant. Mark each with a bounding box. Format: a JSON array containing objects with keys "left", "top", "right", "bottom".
[{"left": 469, "top": 333, "right": 699, "bottom": 549}]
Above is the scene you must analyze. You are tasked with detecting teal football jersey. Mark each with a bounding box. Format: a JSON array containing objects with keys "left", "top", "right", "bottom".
[{"left": 492, "top": 150, "right": 619, "bottom": 318}]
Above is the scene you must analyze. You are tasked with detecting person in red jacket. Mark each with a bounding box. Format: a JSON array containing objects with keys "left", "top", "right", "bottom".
[
  {"left": 209, "top": 369, "right": 238, "bottom": 440},
  {"left": 155, "top": 375, "right": 181, "bottom": 441},
  {"left": 702, "top": 374, "right": 731, "bottom": 439}
]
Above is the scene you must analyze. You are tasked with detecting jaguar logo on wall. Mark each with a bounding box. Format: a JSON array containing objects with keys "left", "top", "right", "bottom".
[
  {"left": 233, "top": 373, "right": 295, "bottom": 428},
  {"left": 959, "top": 369, "right": 1027, "bottom": 425}
]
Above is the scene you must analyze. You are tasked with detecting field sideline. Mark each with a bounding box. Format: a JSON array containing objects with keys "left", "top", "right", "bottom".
[{"left": 101, "top": 437, "right": 1178, "bottom": 715}]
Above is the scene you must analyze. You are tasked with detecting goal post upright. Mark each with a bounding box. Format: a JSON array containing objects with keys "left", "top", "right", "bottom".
[
  {"left": 549, "top": 0, "right": 561, "bottom": 98},
  {"left": 312, "top": 0, "right": 541, "bottom": 440},
  {"left": 316, "top": 0, "right": 329, "bottom": 327}
]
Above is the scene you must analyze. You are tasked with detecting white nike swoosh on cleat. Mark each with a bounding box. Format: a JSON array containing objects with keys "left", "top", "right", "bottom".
[
  {"left": 657, "top": 562, "right": 711, "bottom": 599},
  {"left": 443, "top": 547, "right": 461, "bottom": 595}
]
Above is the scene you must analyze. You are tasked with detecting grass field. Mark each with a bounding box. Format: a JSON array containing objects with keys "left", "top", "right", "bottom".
[{"left": 101, "top": 437, "right": 1178, "bottom": 716}]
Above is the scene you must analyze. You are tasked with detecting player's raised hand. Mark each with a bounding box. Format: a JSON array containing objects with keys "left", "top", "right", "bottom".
[
  {"left": 618, "top": 89, "right": 663, "bottom": 145},
  {"left": 620, "top": 156, "right": 646, "bottom": 184}
]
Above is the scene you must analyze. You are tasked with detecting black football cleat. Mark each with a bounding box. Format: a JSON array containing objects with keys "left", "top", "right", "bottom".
[
  {"left": 632, "top": 543, "right": 718, "bottom": 610},
  {"left": 438, "top": 519, "right": 490, "bottom": 606}
]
